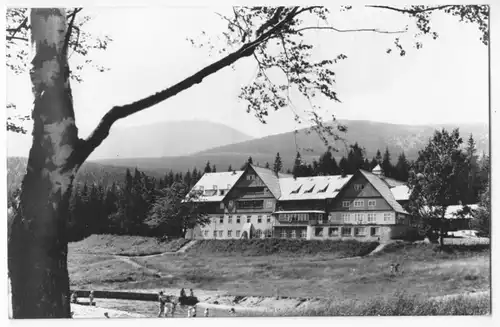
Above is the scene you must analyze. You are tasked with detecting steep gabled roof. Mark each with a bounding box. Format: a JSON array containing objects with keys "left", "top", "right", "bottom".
[
  {"left": 250, "top": 164, "right": 290, "bottom": 199},
  {"left": 359, "top": 170, "right": 408, "bottom": 214},
  {"left": 278, "top": 175, "right": 354, "bottom": 200},
  {"left": 189, "top": 170, "right": 244, "bottom": 202}
]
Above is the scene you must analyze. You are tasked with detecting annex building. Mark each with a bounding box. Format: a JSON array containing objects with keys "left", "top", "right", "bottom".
[{"left": 185, "top": 163, "right": 423, "bottom": 242}]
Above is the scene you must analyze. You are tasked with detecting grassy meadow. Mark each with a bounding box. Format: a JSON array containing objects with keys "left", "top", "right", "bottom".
[{"left": 68, "top": 235, "right": 490, "bottom": 316}]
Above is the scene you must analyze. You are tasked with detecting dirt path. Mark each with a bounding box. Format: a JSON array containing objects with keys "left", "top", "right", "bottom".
[{"left": 111, "top": 240, "right": 198, "bottom": 277}]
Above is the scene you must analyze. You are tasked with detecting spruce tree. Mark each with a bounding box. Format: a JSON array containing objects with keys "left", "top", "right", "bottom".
[
  {"left": 381, "top": 147, "right": 393, "bottom": 178},
  {"left": 395, "top": 152, "right": 410, "bottom": 182},
  {"left": 204, "top": 161, "right": 212, "bottom": 173},
  {"left": 273, "top": 152, "right": 283, "bottom": 174}
]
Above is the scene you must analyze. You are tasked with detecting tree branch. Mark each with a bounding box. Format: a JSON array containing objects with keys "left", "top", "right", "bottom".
[
  {"left": 75, "top": 7, "right": 301, "bottom": 165},
  {"left": 63, "top": 8, "right": 82, "bottom": 57},
  {"left": 293, "top": 26, "right": 407, "bottom": 34},
  {"left": 366, "top": 5, "right": 453, "bottom": 14},
  {"left": 6, "top": 17, "right": 27, "bottom": 41}
]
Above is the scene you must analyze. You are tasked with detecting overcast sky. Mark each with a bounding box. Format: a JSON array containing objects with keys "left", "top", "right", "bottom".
[{"left": 6, "top": 4, "right": 489, "bottom": 156}]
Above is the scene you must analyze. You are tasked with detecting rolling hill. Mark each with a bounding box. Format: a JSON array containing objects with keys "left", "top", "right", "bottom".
[
  {"left": 7, "top": 120, "right": 254, "bottom": 159},
  {"left": 93, "top": 120, "right": 489, "bottom": 172}
]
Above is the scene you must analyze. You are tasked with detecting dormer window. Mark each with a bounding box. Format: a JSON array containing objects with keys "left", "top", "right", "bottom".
[
  {"left": 304, "top": 185, "right": 315, "bottom": 193},
  {"left": 213, "top": 185, "right": 218, "bottom": 190},
  {"left": 317, "top": 184, "right": 329, "bottom": 193},
  {"left": 220, "top": 190, "right": 225, "bottom": 196},
  {"left": 290, "top": 185, "right": 302, "bottom": 194}
]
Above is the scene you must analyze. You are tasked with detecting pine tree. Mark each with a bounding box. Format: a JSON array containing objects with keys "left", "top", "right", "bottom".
[
  {"left": 395, "top": 152, "right": 410, "bottom": 182},
  {"left": 381, "top": 147, "right": 393, "bottom": 178},
  {"left": 247, "top": 156, "right": 253, "bottom": 165},
  {"left": 184, "top": 170, "right": 192, "bottom": 188},
  {"left": 292, "top": 152, "right": 312, "bottom": 178},
  {"left": 212, "top": 164, "right": 217, "bottom": 173},
  {"left": 346, "top": 143, "right": 365, "bottom": 173},
  {"left": 265, "top": 162, "right": 270, "bottom": 169},
  {"left": 375, "top": 149, "right": 383, "bottom": 165},
  {"left": 273, "top": 152, "right": 283, "bottom": 174},
  {"left": 204, "top": 161, "right": 212, "bottom": 173},
  {"left": 339, "top": 157, "right": 348, "bottom": 177},
  {"left": 370, "top": 158, "right": 378, "bottom": 170},
  {"left": 465, "top": 134, "right": 480, "bottom": 203},
  {"left": 227, "top": 165, "right": 233, "bottom": 172}
]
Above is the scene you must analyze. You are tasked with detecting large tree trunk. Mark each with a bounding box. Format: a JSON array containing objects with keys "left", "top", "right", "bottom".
[{"left": 8, "top": 9, "right": 79, "bottom": 318}]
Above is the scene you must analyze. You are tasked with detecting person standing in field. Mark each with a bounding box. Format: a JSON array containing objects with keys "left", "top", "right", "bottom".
[
  {"left": 204, "top": 308, "right": 209, "bottom": 317},
  {"left": 158, "top": 291, "right": 167, "bottom": 317},
  {"left": 189, "top": 289, "right": 194, "bottom": 297},
  {"left": 89, "top": 291, "right": 94, "bottom": 306},
  {"left": 180, "top": 288, "right": 186, "bottom": 298}
]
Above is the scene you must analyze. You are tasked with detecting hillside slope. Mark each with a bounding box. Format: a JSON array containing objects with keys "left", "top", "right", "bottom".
[
  {"left": 7, "top": 120, "right": 254, "bottom": 159},
  {"left": 94, "top": 120, "right": 489, "bottom": 172}
]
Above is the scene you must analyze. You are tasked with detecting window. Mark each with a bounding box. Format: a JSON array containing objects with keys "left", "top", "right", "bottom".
[
  {"left": 236, "top": 200, "right": 264, "bottom": 209},
  {"left": 300, "top": 229, "right": 307, "bottom": 239},
  {"left": 304, "top": 185, "right": 315, "bottom": 193},
  {"left": 329, "top": 227, "right": 339, "bottom": 237},
  {"left": 204, "top": 231, "right": 208, "bottom": 237},
  {"left": 342, "top": 227, "right": 352, "bottom": 236},
  {"left": 315, "top": 228, "right": 323, "bottom": 237},
  {"left": 354, "top": 227, "right": 367, "bottom": 237},
  {"left": 219, "top": 216, "right": 224, "bottom": 224},
  {"left": 266, "top": 230, "right": 273, "bottom": 237},
  {"left": 228, "top": 216, "right": 233, "bottom": 224},
  {"left": 370, "top": 227, "right": 380, "bottom": 236},
  {"left": 246, "top": 174, "right": 256, "bottom": 181},
  {"left": 342, "top": 213, "right": 350, "bottom": 223},
  {"left": 218, "top": 231, "right": 223, "bottom": 237},
  {"left": 384, "top": 213, "right": 392, "bottom": 222},
  {"left": 220, "top": 202, "right": 225, "bottom": 209},
  {"left": 354, "top": 184, "right": 364, "bottom": 191},
  {"left": 317, "top": 184, "right": 329, "bottom": 193},
  {"left": 291, "top": 230, "right": 297, "bottom": 239},
  {"left": 256, "top": 230, "right": 262, "bottom": 238},
  {"left": 257, "top": 216, "right": 262, "bottom": 223},
  {"left": 290, "top": 185, "right": 302, "bottom": 194},
  {"left": 355, "top": 213, "right": 364, "bottom": 223},
  {"left": 236, "top": 231, "right": 240, "bottom": 238},
  {"left": 342, "top": 201, "right": 350, "bottom": 208},
  {"left": 228, "top": 230, "right": 232, "bottom": 237},
  {"left": 219, "top": 190, "right": 225, "bottom": 196},
  {"left": 267, "top": 215, "right": 271, "bottom": 223},
  {"left": 236, "top": 216, "right": 241, "bottom": 223},
  {"left": 368, "top": 200, "right": 376, "bottom": 207},
  {"left": 353, "top": 200, "right": 364, "bottom": 208},
  {"left": 213, "top": 231, "right": 217, "bottom": 238},
  {"left": 367, "top": 213, "right": 376, "bottom": 223},
  {"left": 280, "top": 230, "right": 287, "bottom": 238},
  {"left": 265, "top": 200, "right": 274, "bottom": 209},
  {"left": 247, "top": 216, "right": 251, "bottom": 223}
]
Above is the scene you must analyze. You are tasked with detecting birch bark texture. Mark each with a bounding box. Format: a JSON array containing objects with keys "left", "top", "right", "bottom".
[{"left": 8, "top": 8, "right": 78, "bottom": 318}]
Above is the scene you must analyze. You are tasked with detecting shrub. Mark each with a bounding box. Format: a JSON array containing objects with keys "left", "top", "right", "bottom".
[{"left": 186, "top": 239, "right": 379, "bottom": 257}]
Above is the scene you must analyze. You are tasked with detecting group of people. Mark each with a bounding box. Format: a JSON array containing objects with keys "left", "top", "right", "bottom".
[{"left": 157, "top": 288, "right": 236, "bottom": 318}]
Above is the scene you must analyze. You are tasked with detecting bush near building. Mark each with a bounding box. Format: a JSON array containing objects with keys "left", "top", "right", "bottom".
[{"left": 186, "top": 239, "right": 379, "bottom": 257}]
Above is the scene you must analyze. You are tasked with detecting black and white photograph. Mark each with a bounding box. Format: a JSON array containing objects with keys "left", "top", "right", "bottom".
[{"left": 3, "top": 0, "right": 494, "bottom": 321}]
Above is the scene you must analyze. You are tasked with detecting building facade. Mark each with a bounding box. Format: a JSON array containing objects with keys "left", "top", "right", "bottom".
[{"left": 187, "top": 164, "right": 417, "bottom": 242}]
